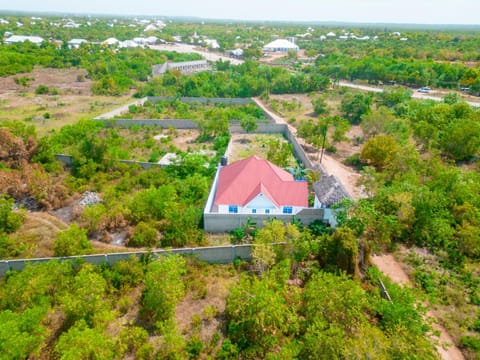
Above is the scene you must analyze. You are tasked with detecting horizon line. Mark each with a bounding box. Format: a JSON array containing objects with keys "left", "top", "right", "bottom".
[{"left": 1, "top": 9, "right": 480, "bottom": 28}]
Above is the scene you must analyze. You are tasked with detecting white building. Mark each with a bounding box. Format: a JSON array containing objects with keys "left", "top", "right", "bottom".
[
  {"left": 152, "top": 60, "right": 212, "bottom": 76},
  {"left": 102, "top": 37, "right": 119, "bottom": 46},
  {"left": 209, "top": 156, "right": 308, "bottom": 215},
  {"left": 144, "top": 24, "right": 158, "bottom": 32},
  {"left": 203, "top": 39, "right": 220, "bottom": 49},
  {"left": 68, "top": 38, "right": 88, "bottom": 49},
  {"left": 119, "top": 40, "right": 139, "bottom": 48},
  {"left": 263, "top": 39, "right": 299, "bottom": 53},
  {"left": 5, "top": 35, "right": 44, "bottom": 45}
]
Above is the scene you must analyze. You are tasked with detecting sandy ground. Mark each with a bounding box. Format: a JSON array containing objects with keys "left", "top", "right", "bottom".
[
  {"left": 228, "top": 133, "right": 293, "bottom": 163},
  {"left": 94, "top": 97, "right": 148, "bottom": 119},
  {"left": 255, "top": 96, "right": 465, "bottom": 360},
  {"left": 0, "top": 67, "right": 91, "bottom": 96},
  {"left": 0, "top": 67, "right": 132, "bottom": 135},
  {"left": 253, "top": 97, "right": 365, "bottom": 199},
  {"left": 372, "top": 252, "right": 465, "bottom": 360},
  {"left": 169, "top": 129, "right": 202, "bottom": 152}
]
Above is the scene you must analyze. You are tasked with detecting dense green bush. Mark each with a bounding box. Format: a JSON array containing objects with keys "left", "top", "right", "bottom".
[
  {"left": 129, "top": 221, "right": 158, "bottom": 247},
  {"left": 142, "top": 255, "right": 186, "bottom": 324},
  {"left": 0, "top": 196, "right": 25, "bottom": 234},
  {"left": 34, "top": 85, "right": 49, "bottom": 95},
  {"left": 53, "top": 223, "right": 92, "bottom": 256}
]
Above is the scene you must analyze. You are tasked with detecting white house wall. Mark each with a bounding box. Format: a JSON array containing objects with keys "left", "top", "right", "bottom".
[
  {"left": 216, "top": 192, "right": 305, "bottom": 215},
  {"left": 314, "top": 195, "right": 322, "bottom": 209},
  {"left": 245, "top": 193, "right": 276, "bottom": 211}
]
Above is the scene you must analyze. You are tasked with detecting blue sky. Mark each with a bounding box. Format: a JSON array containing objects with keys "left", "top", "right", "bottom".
[{"left": 0, "top": 0, "right": 478, "bottom": 24}]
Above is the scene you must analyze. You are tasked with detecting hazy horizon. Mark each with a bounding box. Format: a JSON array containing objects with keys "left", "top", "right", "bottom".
[{"left": 0, "top": 0, "right": 479, "bottom": 25}]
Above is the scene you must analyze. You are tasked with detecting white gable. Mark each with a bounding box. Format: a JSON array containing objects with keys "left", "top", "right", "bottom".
[{"left": 245, "top": 193, "right": 277, "bottom": 210}]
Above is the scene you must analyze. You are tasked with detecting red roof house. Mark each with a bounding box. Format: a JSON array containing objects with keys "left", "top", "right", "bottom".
[{"left": 212, "top": 156, "right": 308, "bottom": 215}]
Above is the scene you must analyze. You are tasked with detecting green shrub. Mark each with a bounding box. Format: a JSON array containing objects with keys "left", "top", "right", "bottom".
[
  {"left": 129, "top": 222, "right": 158, "bottom": 248},
  {"left": 460, "top": 336, "right": 480, "bottom": 351},
  {"left": 53, "top": 223, "right": 92, "bottom": 256},
  {"left": 343, "top": 153, "right": 365, "bottom": 169},
  {"left": 35, "top": 85, "right": 49, "bottom": 95},
  {"left": 0, "top": 196, "right": 25, "bottom": 234},
  {"left": 186, "top": 334, "right": 203, "bottom": 359}
]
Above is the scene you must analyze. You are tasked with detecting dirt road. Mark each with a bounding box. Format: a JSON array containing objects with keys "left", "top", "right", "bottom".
[
  {"left": 371, "top": 254, "right": 465, "bottom": 360},
  {"left": 338, "top": 81, "right": 480, "bottom": 108},
  {"left": 253, "top": 97, "right": 365, "bottom": 200}
]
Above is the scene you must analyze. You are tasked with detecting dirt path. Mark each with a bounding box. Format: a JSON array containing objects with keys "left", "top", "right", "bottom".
[
  {"left": 94, "top": 97, "right": 148, "bottom": 119},
  {"left": 27, "top": 212, "right": 68, "bottom": 233},
  {"left": 253, "top": 97, "right": 365, "bottom": 200},
  {"left": 372, "top": 253, "right": 465, "bottom": 360},
  {"left": 319, "top": 153, "right": 364, "bottom": 200},
  {"left": 371, "top": 253, "right": 412, "bottom": 286},
  {"left": 253, "top": 97, "right": 288, "bottom": 125},
  {"left": 255, "top": 96, "right": 464, "bottom": 360}
]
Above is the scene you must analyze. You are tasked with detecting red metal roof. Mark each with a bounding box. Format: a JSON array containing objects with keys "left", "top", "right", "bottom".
[{"left": 214, "top": 156, "right": 308, "bottom": 207}]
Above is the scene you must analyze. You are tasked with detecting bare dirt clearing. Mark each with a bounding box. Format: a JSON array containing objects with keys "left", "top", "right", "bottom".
[
  {"left": 169, "top": 129, "right": 203, "bottom": 152},
  {"left": 0, "top": 67, "right": 91, "bottom": 95},
  {"left": 372, "top": 250, "right": 465, "bottom": 360},
  {"left": 228, "top": 133, "right": 295, "bottom": 164},
  {"left": 11, "top": 212, "right": 69, "bottom": 258},
  {"left": 0, "top": 67, "right": 133, "bottom": 135}
]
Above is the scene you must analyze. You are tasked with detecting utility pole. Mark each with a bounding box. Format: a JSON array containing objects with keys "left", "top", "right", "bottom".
[{"left": 319, "top": 124, "right": 327, "bottom": 164}]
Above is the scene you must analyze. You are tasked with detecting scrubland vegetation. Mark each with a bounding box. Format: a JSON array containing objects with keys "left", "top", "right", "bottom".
[{"left": 0, "top": 14, "right": 479, "bottom": 359}]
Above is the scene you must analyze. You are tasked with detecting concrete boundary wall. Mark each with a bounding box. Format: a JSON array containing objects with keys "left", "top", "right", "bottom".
[
  {"left": 147, "top": 96, "right": 252, "bottom": 105},
  {"left": 98, "top": 119, "right": 199, "bottom": 129},
  {"left": 54, "top": 154, "right": 163, "bottom": 170},
  {"left": 54, "top": 123, "right": 313, "bottom": 170},
  {"left": 203, "top": 211, "right": 324, "bottom": 233},
  {"left": 0, "top": 244, "right": 253, "bottom": 277},
  {"left": 94, "top": 96, "right": 275, "bottom": 123}
]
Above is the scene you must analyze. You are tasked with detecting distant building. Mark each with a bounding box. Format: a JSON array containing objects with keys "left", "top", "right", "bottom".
[
  {"left": 229, "top": 48, "right": 244, "bottom": 58},
  {"left": 202, "top": 39, "right": 220, "bottom": 49},
  {"left": 263, "top": 39, "right": 299, "bottom": 53},
  {"left": 119, "top": 40, "right": 139, "bottom": 48},
  {"left": 133, "top": 36, "right": 158, "bottom": 45},
  {"left": 102, "top": 37, "right": 119, "bottom": 46},
  {"left": 5, "top": 35, "right": 44, "bottom": 45},
  {"left": 68, "top": 38, "right": 88, "bottom": 49},
  {"left": 144, "top": 24, "right": 158, "bottom": 32},
  {"left": 152, "top": 60, "right": 211, "bottom": 76}
]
